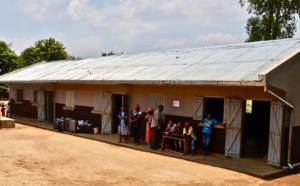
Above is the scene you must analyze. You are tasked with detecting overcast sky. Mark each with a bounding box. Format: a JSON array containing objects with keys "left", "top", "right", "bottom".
[{"left": 1, "top": 0, "right": 300, "bottom": 58}]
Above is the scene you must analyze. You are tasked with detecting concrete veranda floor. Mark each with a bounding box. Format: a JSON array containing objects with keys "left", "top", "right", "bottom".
[{"left": 10, "top": 115, "right": 287, "bottom": 179}]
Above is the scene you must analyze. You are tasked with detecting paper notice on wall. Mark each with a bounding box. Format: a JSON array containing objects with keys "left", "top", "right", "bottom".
[{"left": 173, "top": 100, "right": 180, "bottom": 107}]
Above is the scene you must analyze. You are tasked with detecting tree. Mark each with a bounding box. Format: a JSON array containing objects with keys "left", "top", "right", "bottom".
[
  {"left": 0, "top": 41, "right": 18, "bottom": 74},
  {"left": 239, "top": 0, "right": 300, "bottom": 42},
  {"left": 101, "top": 51, "right": 116, "bottom": 57},
  {"left": 0, "top": 41, "right": 18, "bottom": 98},
  {"left": 17, "top": 47, "right": 39, "bottom": 68},
  {"left": 34, "top": 37, "right": 68, "bottom": 61},
  {"left": 18, "top": 37, "right": 68, "bottom": 68},
  {"left": 67, "top": 55, "right": 83, "bottom": 60},
  {"left": 101, "top": 51, "right": 123, "bottom": 57}
]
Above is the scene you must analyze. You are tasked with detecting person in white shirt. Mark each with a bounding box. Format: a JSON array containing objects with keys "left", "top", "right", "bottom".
[
  {"left": 164, "top": 120, "right": 177, "bottom": 150},
  {"left": 150, "top": 105, "right": 165, "bottom": 150}
]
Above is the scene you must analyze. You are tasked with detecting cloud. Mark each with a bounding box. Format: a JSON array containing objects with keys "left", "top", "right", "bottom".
[
  {"left": 67, "top": 36, "right": 103, "bottom": 58},
  {"left": 0, "top": 35, "right": 38, "bottom": 54},
  {"left": 12, "top": 0, "right": 253, "bottom": 57},
  {"left": 66, "top": 0, "right": 89, "bottom": 21},
  {"left": 63, "top": 0, "right": 248, "bottom": 40},
  {"left": 65, "top": 0, "right": 165, "bottom": 42},
  {"left": 194, "top": 33, "right": 246, "bottom": 46},
  {"left": 157, "top": 0, "right": 248, "bottom": 26},
  {"left": 114, "top": 21, "right": 164, "bottom": 44},
  {"left": 17, "top": 0, "right": 65, "bottom": 20},
  {"left": 152, "top": 39, "right": 190, "bottom": 51}
]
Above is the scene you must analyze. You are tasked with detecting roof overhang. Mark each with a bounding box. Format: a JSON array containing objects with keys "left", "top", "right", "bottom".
[
  {"left": 1, "top": 80, "right": 266, "bottom": 87},
  {"left": 259, "top": 48, "right": 300, "bottom": 82}
]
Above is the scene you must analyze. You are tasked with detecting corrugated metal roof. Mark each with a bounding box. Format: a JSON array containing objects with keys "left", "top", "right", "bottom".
[{"left": 0, "top": 38, "right": 300, "bottom": 85}]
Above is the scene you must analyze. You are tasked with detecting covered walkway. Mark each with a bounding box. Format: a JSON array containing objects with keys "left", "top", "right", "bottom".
[{"left": 11, "top": 115, "right": 285, "bottom": 179}]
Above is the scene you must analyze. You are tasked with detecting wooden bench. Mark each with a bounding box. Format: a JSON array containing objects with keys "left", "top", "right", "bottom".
[{"left": 160, "top": 133, "right": 189, "bottom": 155}]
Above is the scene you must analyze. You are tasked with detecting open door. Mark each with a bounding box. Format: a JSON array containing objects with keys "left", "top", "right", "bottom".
[
  {"left": 268, "top": 101, "right": 283, "bottom": 167},
  {"left": 101, "top": 93, "right": 112, "bottom": 134},
  {"left": 112, "top": 94, "right": 128, "bottom": 133},
  {"left": 46, "top": 91, "right": 54, "bottom": 122},
  {"left": 224, "top": 99, "right": 243, "bottom": 157},
  {"left": 37, "top": 90, "right": 45, "bottom": 121}
]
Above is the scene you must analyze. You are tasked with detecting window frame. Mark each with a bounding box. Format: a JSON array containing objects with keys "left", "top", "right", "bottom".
[
  {"left": 63, "top": 91, "right": 75, "bottom": 111},
  {"left": 148, "top": 94, "right": 165, "bottom": 110}
]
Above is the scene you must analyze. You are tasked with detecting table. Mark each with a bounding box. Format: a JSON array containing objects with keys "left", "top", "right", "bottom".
[{"left": 161, "top": 132, "right": 189, "bottom": 155}]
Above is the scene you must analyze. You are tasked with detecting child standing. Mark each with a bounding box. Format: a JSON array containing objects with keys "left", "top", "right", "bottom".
[
  {"left": 6, "top": 102, "right": 11, "bottom": 118},
  {"left": 1, "top": 104, "right": 5, "bottom": 117}
]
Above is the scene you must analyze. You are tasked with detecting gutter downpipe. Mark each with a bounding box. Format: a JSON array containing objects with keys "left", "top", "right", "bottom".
[{"left": 266, "top": 89, "right": 297, "bottom": 169}]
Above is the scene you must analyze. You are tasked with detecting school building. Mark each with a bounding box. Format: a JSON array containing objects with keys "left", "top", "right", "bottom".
[{"left": 0, "top": 38, "right": 300, "bottom": 168}]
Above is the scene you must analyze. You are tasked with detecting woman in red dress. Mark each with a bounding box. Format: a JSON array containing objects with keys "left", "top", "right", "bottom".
[{"left": 145, "top": 106, "right": 154, "bottom": 146}]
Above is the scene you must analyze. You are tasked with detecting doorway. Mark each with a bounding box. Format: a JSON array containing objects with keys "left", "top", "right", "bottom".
[
  {"left": 112, "top": 94, "right": 128, "bottom": 133},
  {"left": 242, "top": 100, "right": 270, "bottom": 160},
  {"left": 46, "top": 91, "right": 54, "bottom": 122}
]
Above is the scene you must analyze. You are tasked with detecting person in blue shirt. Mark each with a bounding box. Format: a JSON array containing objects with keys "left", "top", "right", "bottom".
[{"left": 199, "top": 113, "right": 225, "bottom": 156}]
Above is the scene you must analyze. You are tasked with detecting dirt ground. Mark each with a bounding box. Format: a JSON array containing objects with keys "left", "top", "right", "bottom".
[{"left": 1, "top": 124, "right": 300, "bottom": 186}]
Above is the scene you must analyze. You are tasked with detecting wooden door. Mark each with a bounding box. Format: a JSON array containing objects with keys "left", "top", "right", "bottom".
[
  {"left": 37, "top": 90, "right": 45, "bottom": 121},
  {"left": 101, "top": 93, "right": 112, "bottom": 134},
  {"left": 193, "top": 96, "right": 204, "bottom": 120},
  {"left": 268, "top": 101, "right": 283, "bottom": 167},
  {"left": 224, "top": 99, "right": 243, "bottom": 158}
]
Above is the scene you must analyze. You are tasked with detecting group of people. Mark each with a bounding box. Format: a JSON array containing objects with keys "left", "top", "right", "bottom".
[
  {"left": 1, "top": 102, "right": 11, "bottom": 118},
  {"left": 117, "top": 104, "right": 225, "bottom": 156},
  {"left": 162, "top": 119, "right": 198, "bottom": 155},
  {"left": 117, "top": 104, "right": 165, "bottom": 147}
]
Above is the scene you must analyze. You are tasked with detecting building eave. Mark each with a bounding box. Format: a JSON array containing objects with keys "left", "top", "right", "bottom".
[{"left": 2, "top": 80, "right": 266, "bottom": 87}]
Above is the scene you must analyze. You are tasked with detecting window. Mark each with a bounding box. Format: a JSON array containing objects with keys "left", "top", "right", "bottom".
[
  {"left": 31, "top": 90, "right": 37, "bottom": 104},
  {"left": 17, "top": 89, "right": 23, "bottom": 101},
  {"left": 205, "top": 97, "right": 224, "bottom": 122},
  {"left": 193, "top": 96, "right": 204, "bottom": 120},
  {"left": 63, "top": 91, "right": 75, "bottom": 110},
  {"left": 148, "top": 94, "right": 165, "bottom": 110},
  {"left": 193, "top": 97, "right": 224, "bottom": 121},
  {"left": 13, "top": 89, "right": 23, "bottom": 103},
  {"left": 92, "top": 92, "right": 102, "bottom": 114}
]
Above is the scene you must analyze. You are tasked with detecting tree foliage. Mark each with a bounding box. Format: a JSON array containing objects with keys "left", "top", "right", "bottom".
[
  {"left": 17, "top": 47, "right": 39, "bottom": 68},
  {"left": 0, "top": 41, "right": 18, "bottom": 74},
  {"left": 0, "top": 38, "right": 69, "bottom": 97},
  {"left": 35, "top": 37, "right": 68, "bottom": 61},
  {"left": 240, "top": 0, "right": 300, "bottom": 42},
  {"left": 101, "top": 51, "right": 116, "bottom": 57},
  {"left": 18, "top": 37, "right": 68, "bottom": 68},
  {"left": 0, "top": 41, "right": 18, "bottom": 98}
]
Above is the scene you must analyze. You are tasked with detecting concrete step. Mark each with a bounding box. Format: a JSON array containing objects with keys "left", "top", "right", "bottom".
[{"left": 1, "top": 116, "right": 15, "bottom": 128}]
